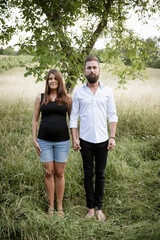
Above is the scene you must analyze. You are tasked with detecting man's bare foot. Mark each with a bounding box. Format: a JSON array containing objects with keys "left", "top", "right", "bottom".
[
  {"left": 96, "top": 210, "right": 106, "bottom": 221},
  {"left": 85, "top": 208, "right": 95, "bottom": 218}
]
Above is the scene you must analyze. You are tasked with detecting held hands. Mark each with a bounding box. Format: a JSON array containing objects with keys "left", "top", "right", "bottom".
[
  {"left": 33, "top": 141, "right": 41, "bottom": 156},
  {"left": 72, "top": 138, "right": 116, "bottom": 151},
  {"left": 72, "top": 138, "right": 81, "bottom": 151},
  {"left": 107, "top": 138, "right": 116, "bottom": 151}
]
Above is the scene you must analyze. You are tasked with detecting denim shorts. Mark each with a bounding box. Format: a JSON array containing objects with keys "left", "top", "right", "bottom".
[{"left": 37, "top": 139, "right": 70, "bottom": 163}]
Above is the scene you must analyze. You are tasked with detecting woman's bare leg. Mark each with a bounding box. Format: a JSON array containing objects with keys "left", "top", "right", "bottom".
[
  {"left": 43, "top": 161, "right": 55, "bottom": 209},
  {"left": 54, "top": 162, "right": 66, "bottom": 211}
]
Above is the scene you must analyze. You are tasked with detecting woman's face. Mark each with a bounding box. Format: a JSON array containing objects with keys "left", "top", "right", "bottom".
[{"left": 48, "top": 73, "right": 58, "bottom": 90}]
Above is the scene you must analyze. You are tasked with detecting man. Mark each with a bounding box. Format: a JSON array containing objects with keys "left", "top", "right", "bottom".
[{"left": 69, "top": 56, "right": 118, "bottom": 221}]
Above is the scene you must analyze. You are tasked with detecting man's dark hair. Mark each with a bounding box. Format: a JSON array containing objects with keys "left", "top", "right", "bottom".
[{"left": 84, "top": 55, "right": 99, "bottom": 67}]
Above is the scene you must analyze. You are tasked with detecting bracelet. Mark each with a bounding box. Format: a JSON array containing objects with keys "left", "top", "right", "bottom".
[{"left": 109, "top": 137, "right": 115, "bottom": 140}]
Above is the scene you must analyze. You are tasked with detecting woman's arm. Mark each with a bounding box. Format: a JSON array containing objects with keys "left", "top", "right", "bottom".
[
  {"left": 67, "top": 95, "right": 72, "bottom": 119},
  {"left": 70, "top": 128, "right": 81, "bottom": 151},
  {"left": 32, "top": 94, "right": 41, "bottom": 156}
]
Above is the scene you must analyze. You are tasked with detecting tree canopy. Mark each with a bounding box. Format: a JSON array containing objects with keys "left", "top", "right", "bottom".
[{"left": 0, "top": 0, "right": 159, "bottom": 91}]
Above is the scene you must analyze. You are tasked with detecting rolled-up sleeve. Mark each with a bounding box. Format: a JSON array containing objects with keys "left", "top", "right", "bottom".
[
  {"left": 107, "top": 88, "right": 118, "bottom": 123},
  {"left": 69, "top": 90, "right": 80, "bottom": 128}
]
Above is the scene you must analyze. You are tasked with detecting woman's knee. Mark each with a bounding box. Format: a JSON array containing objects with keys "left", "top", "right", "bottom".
[
  {"left": 54, "top": 169, "right": 64, "bottom": 178},
  {"left": 44, "top": 168, "right": 54, "bottom": 178}
]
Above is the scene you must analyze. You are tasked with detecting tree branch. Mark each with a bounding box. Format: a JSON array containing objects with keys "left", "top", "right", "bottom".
[
  {"left": 34, "top": 1, "right": 73, "bottom": 59},
  {"left": 82, "top": 0, "right": 112, "bottom": 56}
]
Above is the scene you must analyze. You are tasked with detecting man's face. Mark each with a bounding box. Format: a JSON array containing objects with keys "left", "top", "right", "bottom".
[{"left": 84, "top": 60, "right": 100, "bottom": 84}]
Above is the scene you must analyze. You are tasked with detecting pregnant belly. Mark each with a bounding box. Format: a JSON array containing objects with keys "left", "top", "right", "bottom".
[{"left": 38, "top": 121, "right": 68, "bottom": 139}]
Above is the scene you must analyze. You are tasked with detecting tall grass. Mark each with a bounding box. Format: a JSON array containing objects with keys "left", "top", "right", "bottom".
[
  {"left": 0, "top": 67, "right": 44, "bottom": 101},
  {"left": 0, "top": 68, "right": 160, "bottom": 240}
]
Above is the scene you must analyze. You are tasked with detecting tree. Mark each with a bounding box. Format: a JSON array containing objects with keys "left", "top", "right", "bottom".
[
  {"left": 97, "top": 33, "right": 160, "bottom": 85},
  {"left": 3, "top": 46, "right": 16, "bottom": 55},
  {"left": 0, "top": 47, "right": 4, "bottom": 55},
  {"left": 145, "top": 37, "right": 160, "bottom": 68},
  {"left": 0, "top": 0, "right": 159, "bottom": 91}
]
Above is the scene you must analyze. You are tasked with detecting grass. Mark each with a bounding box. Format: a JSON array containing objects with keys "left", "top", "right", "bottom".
[
  {"left": 0, "top": 67, "right": 160, "bottom": 240},
  {"left": 0, "top": 67, "right": 44, "bottom": 101}
]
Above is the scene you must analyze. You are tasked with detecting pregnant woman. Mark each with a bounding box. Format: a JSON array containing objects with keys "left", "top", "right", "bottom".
[{"left": 32, "top": 69, "right": 72, "bottom": 216}]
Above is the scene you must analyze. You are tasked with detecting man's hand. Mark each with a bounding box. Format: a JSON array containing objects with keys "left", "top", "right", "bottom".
[{"left": 107, "top": 138, "right": 116, "bottom": 151}]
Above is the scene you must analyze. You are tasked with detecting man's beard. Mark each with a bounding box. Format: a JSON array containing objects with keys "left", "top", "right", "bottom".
[{"left": 86, "top": 73, "right": 99, "bottom": 84}]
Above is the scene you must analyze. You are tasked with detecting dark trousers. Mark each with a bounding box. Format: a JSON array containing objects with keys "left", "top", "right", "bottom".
[{"left": 80, "top": 138, "right": 108, "bottom": 210}]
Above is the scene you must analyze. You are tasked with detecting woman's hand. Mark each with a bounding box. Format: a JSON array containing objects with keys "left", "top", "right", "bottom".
[{"left": 33, "top": 141, "right": 41, "bottom": 156}]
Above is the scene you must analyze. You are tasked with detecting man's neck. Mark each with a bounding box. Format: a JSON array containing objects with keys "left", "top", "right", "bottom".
[
  {"left": 87, "top": 81, "right": 99, "bottom": 94},
  {"left": 87, "top": 81, "right": 99, "bottom": 88}
]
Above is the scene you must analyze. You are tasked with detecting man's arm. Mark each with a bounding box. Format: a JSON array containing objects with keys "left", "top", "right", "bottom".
[
  {"left": 107, "top": 87, "right": 118, "bottom": 151},
  {"left": 107, "top": 122, "right": 117, "bottom": 151}
]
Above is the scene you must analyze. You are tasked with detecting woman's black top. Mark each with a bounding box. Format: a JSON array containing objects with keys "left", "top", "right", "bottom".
[{"left": 38, "top": 94, "right": 70, "bottom": 142}]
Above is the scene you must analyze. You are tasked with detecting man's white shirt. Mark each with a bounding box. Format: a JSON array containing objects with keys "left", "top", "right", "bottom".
[{"left": 69, "top": 81, "right": 118, "bottom": 143}]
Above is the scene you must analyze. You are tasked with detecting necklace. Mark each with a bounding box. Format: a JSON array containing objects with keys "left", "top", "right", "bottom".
[{"left": 50, "top": 95, "right": 57, "bottom": 101}]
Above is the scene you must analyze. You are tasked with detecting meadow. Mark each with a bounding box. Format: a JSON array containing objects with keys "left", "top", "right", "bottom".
[{"left": 0, "top": 66, "right": 160, "bottom": 240}]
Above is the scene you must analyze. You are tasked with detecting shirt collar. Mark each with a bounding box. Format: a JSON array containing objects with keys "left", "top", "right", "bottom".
[{"left": 83, "top": 81, "right": 104, "bottom": 89}]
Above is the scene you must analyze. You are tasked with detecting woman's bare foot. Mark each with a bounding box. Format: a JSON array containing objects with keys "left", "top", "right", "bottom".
[
  {"left": 47, "top": 207, "right": 55, "bottom": 216},
  {"left": 57, "top": 209, "right": 64, "bottom": 218}
]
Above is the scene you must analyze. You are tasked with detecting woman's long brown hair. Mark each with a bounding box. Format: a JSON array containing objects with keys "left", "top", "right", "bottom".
[{"left": 42, "top": 69, "right": 72, "bottom": 112}]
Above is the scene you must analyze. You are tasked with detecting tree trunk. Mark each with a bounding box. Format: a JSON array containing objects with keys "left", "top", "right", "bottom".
[{"left": 66, "top": 80, "right": 74, "bottom": 94}]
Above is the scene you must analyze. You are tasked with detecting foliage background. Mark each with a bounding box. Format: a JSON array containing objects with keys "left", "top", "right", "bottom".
[{"left": 1, "top": 0, "right": 160, "bottom": 90}]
